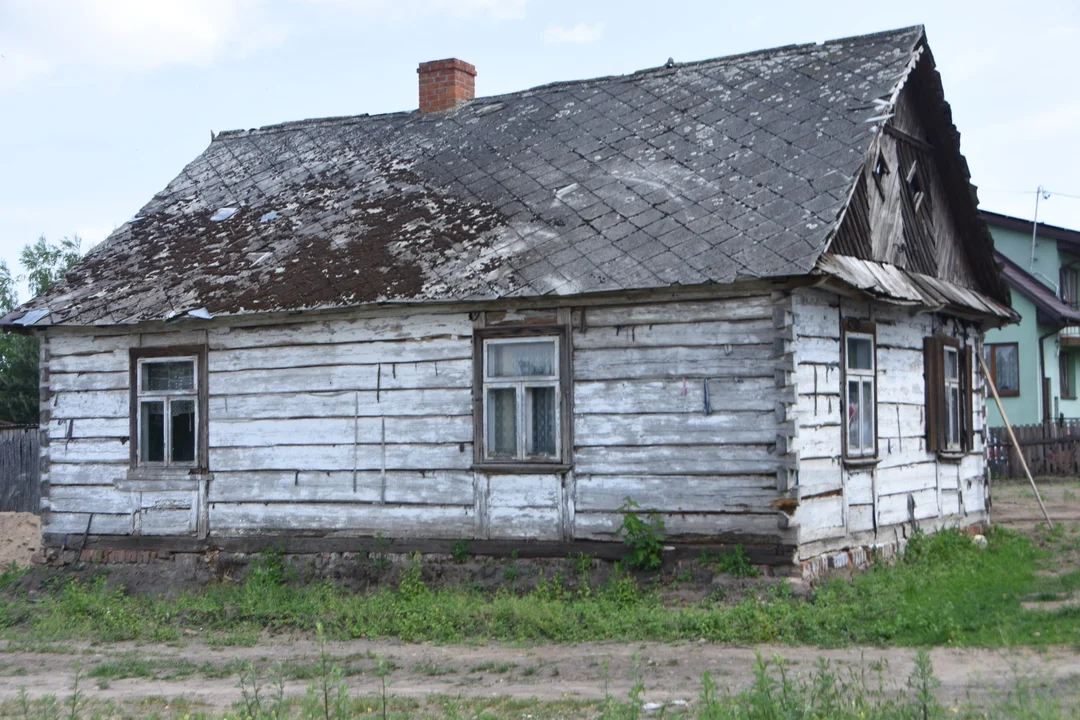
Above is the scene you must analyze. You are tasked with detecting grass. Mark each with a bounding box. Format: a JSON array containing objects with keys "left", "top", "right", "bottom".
[{"left": 1, "top": 527, "right": 1078, "bottom": 650}]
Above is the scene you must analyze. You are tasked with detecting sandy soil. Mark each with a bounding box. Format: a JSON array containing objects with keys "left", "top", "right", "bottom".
[
  {"left": 2, "top": 639, "right": 1079, "bottom": 710},
  {"left": 0, "top": 512, "right": 38, "bottom": 568}
]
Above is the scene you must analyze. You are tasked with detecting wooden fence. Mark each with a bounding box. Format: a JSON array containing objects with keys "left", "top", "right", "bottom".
[
  {"left": 0, "top": 425, "right": 39, "bottom": 513},
  {"left": 988, "top": 420, "right": 1080, "bottom": 478}
]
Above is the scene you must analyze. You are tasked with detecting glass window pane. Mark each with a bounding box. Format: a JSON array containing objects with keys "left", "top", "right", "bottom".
[
  {"left": 487, "top": 341, "right": 555, "bottom": 378},
  {"left": 171, "top": 399, "right": 196, "bottom": 463},
  {"left": 487, "top": 388, "right": 517, "bottom": 457},
  {"left": 846, "top": 337, "right": 873, "bottom": 371},
  {"left": 861, "top": 380, "right": 874, "bottom": 449},
  {"left": 140, "top": 400, "right": 165, "bottom": 463},
  {"left": 944, "top": 348, "right": 958, "bottom": 380},
  {"left": 847, "top": 380, "right": 860, "bottom": 449},
  {"left": 996, "top": 346, "right": 1019, "bottom": 392},
  {"left": 526, "top": 386, "right": 557, "bottom": 457},
  {"left": 946, "top": 387, "right": 960, "bottom": 446},
  {"left": 143, "top": 361, "right": 195, "bottom": 391}
]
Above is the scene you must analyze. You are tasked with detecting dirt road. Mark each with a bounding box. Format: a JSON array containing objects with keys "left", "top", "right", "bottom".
[{"left": 2, "top": 638, "right": 1078, "bottom": 711}]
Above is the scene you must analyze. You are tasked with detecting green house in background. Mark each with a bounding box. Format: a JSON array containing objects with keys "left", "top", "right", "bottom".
[{"left": 983, "top": 211, "right": 1080, "bottom": 427}]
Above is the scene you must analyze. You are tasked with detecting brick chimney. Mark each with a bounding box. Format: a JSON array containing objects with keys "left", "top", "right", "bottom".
[{"left": 418, "top": 58, "right": 476, "bottom": 113}]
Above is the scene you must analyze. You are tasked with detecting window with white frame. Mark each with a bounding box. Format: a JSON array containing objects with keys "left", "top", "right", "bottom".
[
  {"left": 136, "top": 356, "right": 198, "bottom": 466},
  {"left": 481, "top": 336, "right": 561, "bottom": 462},
  {"left": 843, "top": 329, "right": 876, "bottom": 458},
  {"left": 943, "top": 346, "right": 962, "bottom": 451}
]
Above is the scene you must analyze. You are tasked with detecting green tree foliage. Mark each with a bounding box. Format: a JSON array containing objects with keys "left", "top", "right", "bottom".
[{"left": 0, "top": 235, "right": 83, "bottom": 424}]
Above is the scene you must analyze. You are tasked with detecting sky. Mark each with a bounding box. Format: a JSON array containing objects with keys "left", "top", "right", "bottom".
[{"left": 1, "top": 0, "right": 1078, "bottom": 298}]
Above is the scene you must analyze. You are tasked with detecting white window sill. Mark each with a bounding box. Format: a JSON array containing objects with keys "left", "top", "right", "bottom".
[{"left": 117, "top": 467, "right": 211, "bottom": 491}]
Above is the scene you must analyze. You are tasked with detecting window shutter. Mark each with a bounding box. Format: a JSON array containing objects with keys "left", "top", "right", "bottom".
[
  {"left": 963, "top": 345, "right": 975, "bottom": 452},
  {"left": 924, "top": 337, "right": 942, "bottom": 452}
]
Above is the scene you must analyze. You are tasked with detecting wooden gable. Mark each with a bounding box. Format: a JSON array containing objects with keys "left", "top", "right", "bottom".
[{"left": 827, "top": 47, "right": 1006, "bottom": 305}]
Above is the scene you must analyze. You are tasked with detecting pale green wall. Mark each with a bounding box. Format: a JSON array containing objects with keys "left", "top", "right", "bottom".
[
  {"left": 984, "top": 292, "right": 1042, "bottom": 426},
  {"left": 984, "top": 222, "right": 1080, "bottom": 427}
]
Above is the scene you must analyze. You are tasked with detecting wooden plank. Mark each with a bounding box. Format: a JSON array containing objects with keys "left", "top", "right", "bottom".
[
  {"left": 795, "top": 496, "right": 845, "bottom": 542},
  {"left": 51, "top": 390, "right": 128, "bottom": 419},
  {"left": 140, "top": 508, "right": 195, "bottom": 536},
  {"left": 574, "top": 511, "right": 783, "bottom": 543},
  {"left": 209, "top": 336, "right": 471, "bottom": 372},
  {"left": 797, "top": 459, "right": 843, "bottom": 496},
  {"left": 573, "top": 319, "right": 775, "bottom": 350},
  {"left": 209, "top": 443, "right": 472, "bottom": 472},
  {"left": 876, "top": 462, "right": 938, "bottom": 495},
  {"left": 46, "top": 485, "right": 134, "bottom": 514},
  {"left": 574, "top": 445, "right": 777, "bottom": 476},
  {"left": 209, "top": 359, "right": 472, "bottom": 395},
  {"left": 48, "top": 462, "right": 128, "bottom": 486},
  {"left": 488, "top": 474, "right": 561, "bottom": 508},
  {"left": 208, "top": 388, "right": 472, "bottom": 420},
  {"left": 575, "top": 412, "right": 775, "bottom": 446},
  {"left": 488, "top": 506, "right": 562, "bottom": 541},
  {"left": 877, "top": 487, "right": 939, "bottom": 525},
  {"left": 575, "top": 377, "right": 776, "bottom": 414},
  {"left": 44, "top": 512, "right": 133, "bottom": 536},
  {"left": 581, "top": 296, "right": 773, "bottom": 327},
  {"left": 847, "top": 504, "right": 875, "bottom": 533},
  {"left": 50, "top": 349, "right": 128, "bottom": 374},
  {"left": 49, "top": 372, "right": 129, "bottom": 392},
  {"left": 574, "top": 475, "right": 777, "bottom": 513},
  {"left": 208, "top": 470, "right": 474, "bottom": 505},
  {"left": 209, "top": 502, "right": 474, "bottom": 538},
  {"left": 209, "top": 313, "right": 473, "bottom": 350},
  {"left": 209, "top": 415, "right": 473, "bottom": 448},
  {"left": 46, "top": 418, "right": 129, "bottom": 441},
  {"left": 50, "top": 439, "right": 129, "bottom": 464},
  {"left": 575, "top": 346, "right": 774, "bottom": 380}
]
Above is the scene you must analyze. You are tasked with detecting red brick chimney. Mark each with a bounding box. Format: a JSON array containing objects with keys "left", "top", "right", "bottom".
[{"left": 418, "top": 58, "right": 476, "bottom": 113}]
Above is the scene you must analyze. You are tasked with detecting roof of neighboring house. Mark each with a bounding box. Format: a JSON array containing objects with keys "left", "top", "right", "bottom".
[
  {"left": 982, "top": 210, "right": 1080, "bottom": 254},
  {"left": 4, "top": 25, "right": 1009, "bottom": 327},
  {"left": 995, "top": 251, "right": 1080, "bottom": 326}
]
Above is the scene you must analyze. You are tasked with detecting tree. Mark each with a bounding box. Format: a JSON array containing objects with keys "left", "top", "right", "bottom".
[{"left": 0, "top": 235, "right": 83, "bottom": 424}]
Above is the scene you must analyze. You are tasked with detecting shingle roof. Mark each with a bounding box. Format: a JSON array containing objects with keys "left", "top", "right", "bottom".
[{"left": 16, "top": 26, "right": 928, "bottom": 326}]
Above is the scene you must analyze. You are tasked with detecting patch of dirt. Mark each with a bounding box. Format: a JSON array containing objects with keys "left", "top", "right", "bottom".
[
  {"left": 992, "top": 480, "right": 1080, "bottom": 530},
  {"left": 1, "top": 639, "right": 1078, "bottom": 711},
  {"left": 0, "top": 512, "right": 39, "bottom": 568}
]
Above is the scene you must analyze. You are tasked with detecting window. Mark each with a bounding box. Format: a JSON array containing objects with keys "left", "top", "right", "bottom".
[
  {"left": 1062, "top": 352, "right": 1076, "bottom": 400},
  {"left": 1062, "top": 267, "right": 1079, "bottom": 309},
  {"left": 129, "top": 347, "right": 206, "bottom": 471},
  {"left": 943, "top": 346, "right": 962, "bottom": 451},
  {"left": 984, "top": 343, "right": 1019, "bottom": 397},
  {"left": 924, "top": 337, "right": 973, "bottom": 455},
  {"left": 841, "top": 321, "right": 877, "bottom": 459},
  {"left": 474, "top": 328, "right": 570, "bottom": 467}
]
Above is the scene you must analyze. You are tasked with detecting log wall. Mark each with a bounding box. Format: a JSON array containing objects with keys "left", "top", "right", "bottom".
[
  {"left": 791, "top": 288, "right": 988, "bottom": 557},
  {"left": 39, "top": 293, "right": 794, "bottom": 551}
]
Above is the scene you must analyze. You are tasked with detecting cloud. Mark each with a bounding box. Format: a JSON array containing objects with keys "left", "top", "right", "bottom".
[
  {"left": 299, "top": 0, "right": 529, "bottom": 21},
  {"left": 0, "top": 0, "right": 285, "bottom": 92},
  {"left": 543, "top": 22, "right": 605, "bottom": 44}
]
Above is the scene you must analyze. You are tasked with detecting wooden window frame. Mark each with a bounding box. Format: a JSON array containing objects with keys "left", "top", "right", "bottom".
[
  {"left": 472, "top": 325, "right": 572, "bottom": 472},
  {"left": 984, "top": 342, "right": 1020, "bottom": 398},
  {"left": 128, "top": 345, "right": 209, "bottom": 475},
  {"left": 840, "top": 319, "right": 878, "bottom": 463},
  {"left": 924, "top": 336, "right": 974, "bottom": 457}
]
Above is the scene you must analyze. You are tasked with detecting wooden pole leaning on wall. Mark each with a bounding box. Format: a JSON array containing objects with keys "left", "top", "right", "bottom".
[{"left": 979, "top": 353, "right": 1054, "bottom": 530}]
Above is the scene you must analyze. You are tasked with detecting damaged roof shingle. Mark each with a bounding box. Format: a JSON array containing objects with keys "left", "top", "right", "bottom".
[{"left": 19, "top": 26, "right": 928, "bottom": 326}]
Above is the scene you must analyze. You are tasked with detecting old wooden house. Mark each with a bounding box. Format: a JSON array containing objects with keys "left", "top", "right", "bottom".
[{"left": 4, "top": 26, "right": 1014, "bottom": 573}]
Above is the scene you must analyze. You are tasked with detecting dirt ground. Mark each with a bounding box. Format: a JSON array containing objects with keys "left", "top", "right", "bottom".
[
  {"left": 0, "top": 512, "right": 38, "bottom": 568},
  {"left": 992, "top": 478, "right": 1080, "bottom": 530},
  {"left": 2, "top": 638, "right": 1078, "bottom": 711}
]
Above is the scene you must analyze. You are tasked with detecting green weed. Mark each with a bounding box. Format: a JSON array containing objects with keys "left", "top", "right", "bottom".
[{"left": 617, "top": 496, "right": 665, "bottom": 571}]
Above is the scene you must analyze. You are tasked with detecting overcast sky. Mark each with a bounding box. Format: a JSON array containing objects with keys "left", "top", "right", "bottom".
[{"left": 1, "top": 0, "right": 1078, "bottom": 295}]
